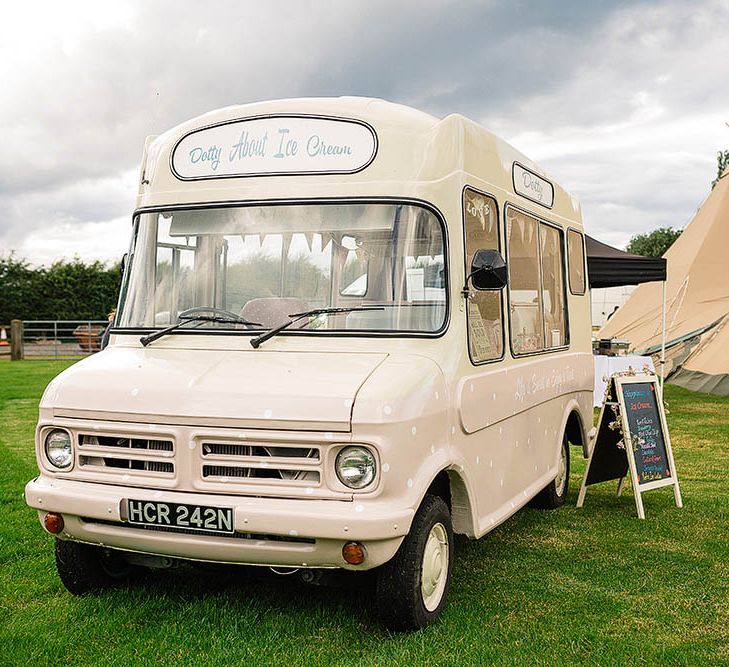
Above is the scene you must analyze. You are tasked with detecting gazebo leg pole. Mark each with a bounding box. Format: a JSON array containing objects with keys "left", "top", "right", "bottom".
[{"left": 660, "top": 280, "right": 667, "bottom": 390}]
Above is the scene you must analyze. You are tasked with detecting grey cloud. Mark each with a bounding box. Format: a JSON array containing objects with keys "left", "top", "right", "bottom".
[
  {"left": 1, "top": 0, "right": 727, "bottom": 260},
  {"left": 0, "top": 172, "right": 135, "bottom": 250},
  {"left": 1, "top": 0, "right": 657, "bottom": 193}
]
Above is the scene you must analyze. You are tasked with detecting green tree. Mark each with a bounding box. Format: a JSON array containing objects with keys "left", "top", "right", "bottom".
[
  {"left": 625, "top": 227, "right": 682, "bottom": 258},
  {"left": 712, "top": 149, "right": 729, "bottom": 189},
  {"left": 0, "top": 254, "right": 121, "bottom": 322},
  {"left": 0, "top": 254, "right": 45, "bottom": 322}
]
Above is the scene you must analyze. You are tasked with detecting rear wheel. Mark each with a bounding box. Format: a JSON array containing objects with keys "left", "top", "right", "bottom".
[
  {"left": 375, "top": 495, "right": 453, "bottom": 631},
  {"left": 530, "top": 435, "right": 570, "bottom": 509},
  {"left": 55, "top": 539, "right": 134, "bottom": 595}
]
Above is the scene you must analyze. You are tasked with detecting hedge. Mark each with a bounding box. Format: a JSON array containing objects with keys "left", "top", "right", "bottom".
[{"left": 0, "top": 255, "right": 121, "bottom": 322}]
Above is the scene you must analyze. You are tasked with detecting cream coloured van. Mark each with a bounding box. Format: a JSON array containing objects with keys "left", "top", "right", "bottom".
[{"left": 26, "top": 98, "right": 593, "bottom": 631}]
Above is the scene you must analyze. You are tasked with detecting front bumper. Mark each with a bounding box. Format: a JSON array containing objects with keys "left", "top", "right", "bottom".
[{"left": 25, "top": 476, "right": 412, "bottom": 569}]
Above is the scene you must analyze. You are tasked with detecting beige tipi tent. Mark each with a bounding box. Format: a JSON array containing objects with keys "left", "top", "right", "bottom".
[{"left": 599, "top": 167, "right": 729, "bottom": 395}]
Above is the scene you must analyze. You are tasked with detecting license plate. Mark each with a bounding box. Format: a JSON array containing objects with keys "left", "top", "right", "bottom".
[{"left": 126, "top": 499, "right": 234, "bottom": 534}]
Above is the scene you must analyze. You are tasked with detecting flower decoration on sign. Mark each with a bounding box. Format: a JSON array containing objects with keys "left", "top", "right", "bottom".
[
  {"left": 602, "top": 373, "right": 612, "bottom": 403},
  {"left": 607, "top": 403, "right": 625, "bottom": 450}
]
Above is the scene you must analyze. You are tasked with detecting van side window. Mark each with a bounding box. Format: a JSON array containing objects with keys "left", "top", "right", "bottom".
[
  {"left": 540, "top": 224, "right": 567, "bottom": 348},
  {"left": 507, "top": 208, "right": 545, "bottom": 354},
  {"left": 507, "top": 208, "right": 568, "bottom": 354},
  {"left": 567, "top": 229, "right": 586, "bottom": 295},
  {"left": 463, "top": 189, "right": 503, "bottom": 362}
]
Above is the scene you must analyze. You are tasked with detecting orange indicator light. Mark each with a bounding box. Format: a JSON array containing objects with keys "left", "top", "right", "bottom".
[
  {"left": 43, "top": 512, "right": 65, "bottom": 534},
  {"left": 342, "top": 541, "right": 367, "bottom": 565}
]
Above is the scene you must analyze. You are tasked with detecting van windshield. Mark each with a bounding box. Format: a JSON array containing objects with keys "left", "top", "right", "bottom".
[{"left": 116, "top": 203, "right": 447, "bottom": 335}]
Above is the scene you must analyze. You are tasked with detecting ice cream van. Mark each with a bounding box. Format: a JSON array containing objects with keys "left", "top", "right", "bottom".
[{"left": 25, "top": 97, "right": 593, "bottom": 631}]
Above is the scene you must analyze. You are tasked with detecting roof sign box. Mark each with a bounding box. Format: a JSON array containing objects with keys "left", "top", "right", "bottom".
[
  {"left": 512, "top": 162, "right": 554, "bottom": 208},
  {"left": 171, "top": 115, "right": 377, "bottom": 180}
]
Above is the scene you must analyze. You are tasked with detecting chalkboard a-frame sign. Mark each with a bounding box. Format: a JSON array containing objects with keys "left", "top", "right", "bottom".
[{"left": 577, "top": 374, "right": 682, "bottom": 519}]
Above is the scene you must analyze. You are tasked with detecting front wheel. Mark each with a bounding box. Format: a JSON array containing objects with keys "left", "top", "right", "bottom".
[
  {"left": 55, "top": 539, "right": 135, "bottom": 595},
  {"left": 375, "top": 495, "right": 453, "bottom": 631},
  {"left": 529, "top": 435, "right": 570, "bottom": 509}
]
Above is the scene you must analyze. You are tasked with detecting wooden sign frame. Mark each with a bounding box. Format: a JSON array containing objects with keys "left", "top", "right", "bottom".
[{"left": 577, "top": 374, "right": 682, "bottom": 519}]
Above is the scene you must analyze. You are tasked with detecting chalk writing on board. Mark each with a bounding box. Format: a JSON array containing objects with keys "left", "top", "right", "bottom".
[
  {"left": 577, "top": 374, "right": 682, "bottom": 519},
  {"left": 620, "top": 382, "right": 671, "bottom": 484}
]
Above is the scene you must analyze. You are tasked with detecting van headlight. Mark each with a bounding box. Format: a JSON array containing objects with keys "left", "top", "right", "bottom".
[
  {"left": 44, "top": 429, "right": 73, "bottom": 469},
  {"left": 335, "top": 446, "right": 376, "bottom": 489}
]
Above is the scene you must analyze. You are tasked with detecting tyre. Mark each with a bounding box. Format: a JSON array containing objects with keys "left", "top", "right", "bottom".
[
  {"left": 375, "top": 494, "right": 454, "bottom": 631},
  {"left": 55, "top": 539, "right": 134, "bottom": 595},
  {"left": 529, "top": 434, "right": 570, "bottom": 509}
]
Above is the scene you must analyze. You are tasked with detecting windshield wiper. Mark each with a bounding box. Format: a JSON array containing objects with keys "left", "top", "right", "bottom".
[
  {"left": 140, "top": 307, "right": 261, "bottom": 347},
  {"left": 249, "top": 306, "right": 384, "bottom": 349}
]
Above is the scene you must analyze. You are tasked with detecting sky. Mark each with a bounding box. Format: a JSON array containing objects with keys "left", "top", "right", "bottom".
[{"left": 1, "top": 0, "right": 728, "bottom": 266}]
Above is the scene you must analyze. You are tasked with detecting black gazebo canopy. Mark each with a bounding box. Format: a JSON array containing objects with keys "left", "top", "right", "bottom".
[{"left": 585, "top": 235, "right": 667, "bottom": 288}]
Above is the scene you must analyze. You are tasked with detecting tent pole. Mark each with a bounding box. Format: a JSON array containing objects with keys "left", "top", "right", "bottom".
[{"left": 660, "top": 280, "right": 667, "bottom": 389}]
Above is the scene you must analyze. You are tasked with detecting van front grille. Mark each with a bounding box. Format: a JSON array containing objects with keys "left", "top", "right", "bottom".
[
  {"left": 79, "top": 455, "right": 174, "bottom": 474},
  {"left": 202, "top": 464, "right": 321, "bottom": 483},
  {"left": 202, "top": 443, "right": 319, "bottom": 460},
  {"left": 199, "top": 442, "right": 321, "bottom": 485},
  {"left": 79, "top": 435, "right": 173, "bottom": 451},
  {"left": 77, "top": 432, "right": 175, "bottom": 476}
]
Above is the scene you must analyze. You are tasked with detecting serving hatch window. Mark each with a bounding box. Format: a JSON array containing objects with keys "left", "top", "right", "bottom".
[
  {"left": 506, "top": 207, "right": 568, "bottom": 355},
  {"left": 117, "top": 203, "right": 446, "bottom": 335}
]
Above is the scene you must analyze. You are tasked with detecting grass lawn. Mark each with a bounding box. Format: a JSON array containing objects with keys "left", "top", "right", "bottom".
[{"left": 1, "top": 358, "right": 727, "bottom": 666}]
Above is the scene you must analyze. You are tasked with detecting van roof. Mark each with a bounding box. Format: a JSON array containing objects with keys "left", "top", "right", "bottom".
[{"left": 138, "top": 96, "right": 582, "bottom": 225}]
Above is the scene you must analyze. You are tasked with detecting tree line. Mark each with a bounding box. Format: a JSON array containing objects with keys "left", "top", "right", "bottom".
[{"left": 0, "top": 255, "right": 121, "bottom": 323}]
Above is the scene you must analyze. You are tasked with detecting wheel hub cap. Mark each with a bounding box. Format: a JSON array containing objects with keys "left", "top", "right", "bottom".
[
  {"left": 555, "top": 444, "right": 567, "bottom": 496},
  {"left": 421, "top": 522, "right": 448, "bottom": 612}
]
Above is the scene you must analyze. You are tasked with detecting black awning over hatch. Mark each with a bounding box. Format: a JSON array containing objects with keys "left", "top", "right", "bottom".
[{"left": 585, "top": 235, "right": 667, "bottom": 288}]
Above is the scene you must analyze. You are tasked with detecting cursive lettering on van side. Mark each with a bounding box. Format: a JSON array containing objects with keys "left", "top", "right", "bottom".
[
  {"left": 173, "top": 117, "right": 376, "bottom": 178},
  {"left": 514, "top": 367, "right": 576, "bottom": 403},
  {"left": 273, "top": 128, "right": 298, "bottom": 158},
  {"left": 306, "top": 134, "right": 353, "bottom": 157},
  {"left": 521, "top": 171, "right": 544, "bottom": 201},
  {"left": 188, "top": 127, "right": 354, "bottom": 167},
  {"left": 512, "top": 163, "right": 554, "bottom": 207},
  {"left": 230, "top": 131, "right": 269, "bottom": 161},
  {"left": 189, "top": 145, "right": 222, "bottom": 171}
]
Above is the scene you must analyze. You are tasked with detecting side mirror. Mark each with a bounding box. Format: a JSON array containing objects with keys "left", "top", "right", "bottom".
[
  {"left": 466, "top": 249, "right": 508, "bottom": 291},
  {"left": 120, "top": 253, "right": 128, "bottom": 279}
]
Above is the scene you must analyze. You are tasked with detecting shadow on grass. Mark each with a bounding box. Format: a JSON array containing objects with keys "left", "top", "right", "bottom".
[
  {"left": 95, "top": 501, "right": 552, "bottom": 632},
  {"left": 111, "top": 559, "right": 383, "bottom": 629}
]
